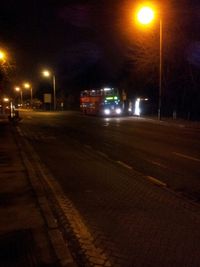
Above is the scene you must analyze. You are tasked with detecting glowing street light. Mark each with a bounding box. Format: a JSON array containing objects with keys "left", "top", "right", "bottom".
[
  {"left": 3, "top": 97, "right": 9, "bottom": 102},
  {"left": 15, "top": 87, "right": 20, "bottom": 91},
  {"left": 42, "top": 69, "right": 56, "bottom": 111},
  {"left": 0, "top": 50, "right": 6, "bottom": 62},
  {"left": 137, "top": 6, "right": 155, "bottom": 25},
  {"left": 136, "top": 5, "right": 163, "bottom": 120},
  {"left": 23, "top": 82, "right": 33, "bottom": 108}
]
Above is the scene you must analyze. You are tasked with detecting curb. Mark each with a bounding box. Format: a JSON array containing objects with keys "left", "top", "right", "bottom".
[
  {"left": 140, "top": 116, "right": 200, "bottom": 129},
  {"left": 14, "top": 126, "right": 78, "bottom": 267}
]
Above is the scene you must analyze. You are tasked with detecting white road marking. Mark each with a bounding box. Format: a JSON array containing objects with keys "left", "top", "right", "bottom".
[
  {"left": 117, "top": 161, "right": 133, "bottom": 170},
  {"left": 96, "top": 151, "right": 109, "bottom": 158},
  {"left": 103, "top": 142, "right": 113, "bottom": 148},
  {"left": 148, "top": 160, "right": 167, "bottom": 169},
  {"left": 84, "top": 144, "right": 92, "bottom": 150},
  {"left": 173, "top": 152, "right": 200, "bottom": 163},
  {"left": 146, "top": 176, "right": 167, "bottom": 187}
]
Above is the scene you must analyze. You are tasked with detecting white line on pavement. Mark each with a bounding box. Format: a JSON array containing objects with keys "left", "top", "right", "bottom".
[
  {"left": 116, "top": 161, "right": 133, "bottom": 170},
  {"left": 173, "top": 152, "right": 200, "bottom": 163},
  {"left": 148, "top": 160, "right": 167, "bottom": 169},
  {"left": 84, "top": 144, "right": 92, "bottom": 150},
  {"left": 96, "top": 151, "right": 109, "bottom": 158},
  {"left": 146, "top": 176, "right": 167, "bottom": 187}
]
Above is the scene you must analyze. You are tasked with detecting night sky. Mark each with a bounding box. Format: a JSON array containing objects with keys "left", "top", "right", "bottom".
[
  {"left": 0, "top": 1, "right": 125, "bottom": 87},
  {"left": 1, "top": 0, "right": 200, "bottom": 117}
]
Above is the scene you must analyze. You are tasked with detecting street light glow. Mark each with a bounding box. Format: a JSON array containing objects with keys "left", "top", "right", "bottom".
[
  {"left": 15, "top": 87, "right": 21, "bottom": 92},
  {"left": 42, "top": 70, "right": 50, "bottom": 77},
  {"left": 0, "top": 50, "right": 6, "bottom": 61},
  {"left": 137, "top": 6, "right": 155, "bottom": 25},
  {"left": 24, "top": 82, "right": 30, "bottom": 88}
]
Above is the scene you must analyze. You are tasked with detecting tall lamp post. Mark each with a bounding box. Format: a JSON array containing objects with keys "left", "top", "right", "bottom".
[
  {"left": 15, "top": 86, "right": 23, "bottom": 107},
  {"left": 136, "top": 5, "right": 163, "bottom": 120},
  {"left": 42, "top": 70, "right": 56, "bottom": 111},
  {"left": 158, "top": 19, "right": 163, "bottom": 120},
  {"left": 24, "top": 82, "right": 33, "bottom": 108},
  {"left": 0, "top": 50, "right": 6, "bottom": 108}
]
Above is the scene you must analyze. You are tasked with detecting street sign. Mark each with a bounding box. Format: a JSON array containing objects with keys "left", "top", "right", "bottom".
[{"left": 44, "top": 93, "right": 51, "bottom": 103}]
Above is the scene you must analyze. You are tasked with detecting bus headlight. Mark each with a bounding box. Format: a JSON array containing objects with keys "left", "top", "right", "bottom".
[
  {"left": 116, "top": 108, "right": 121, "bottom": 114},
  {"left": 104, "top": 109, "right": 110, "bottom": 115}
]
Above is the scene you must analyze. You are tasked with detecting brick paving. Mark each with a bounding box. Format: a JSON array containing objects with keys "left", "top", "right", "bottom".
[
  {"left": 63, "top": 151, "right": 200, "bottom": 267},
  {"left": 0, "top": 117, "right": 62, "bottom": 266},
  {"left": 36, "top": 138, "right": 200, "bottom": 267}
]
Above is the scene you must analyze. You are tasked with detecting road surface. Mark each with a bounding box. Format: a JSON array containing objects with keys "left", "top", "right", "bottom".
[{"left": 16, "top": 110, "right": 200, "bottom": 267}]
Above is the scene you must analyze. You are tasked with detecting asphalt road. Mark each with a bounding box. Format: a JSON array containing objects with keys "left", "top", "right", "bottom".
[{"left": 17, "top": 110, "right": 200, "bottom": 267}]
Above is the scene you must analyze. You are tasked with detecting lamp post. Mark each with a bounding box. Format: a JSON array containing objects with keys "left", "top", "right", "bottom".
[
  {"left": 158, "top": 19, "right": 163, "bottom": 120},
  {"left": 53, "top": 75, "right": 56, "bottom": 111},
  {"left": 137, "top": 5, "right": 163, "bottom": 120},
  {"left": 15, "top": 87, "right": 23, "bottom": 107},
  {"left": 3, "top": 97, "right": 9, "bottom": 114},
  {"left": 24, "top": 82, "right": 33, "bottom": 108},
  {"left": 42, "top": 70, "right": 56, "bottom": 111}
]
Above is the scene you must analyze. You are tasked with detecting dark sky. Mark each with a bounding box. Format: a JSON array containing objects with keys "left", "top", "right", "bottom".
[
  {"left": 0, "top": 0, "right": 126, "bottom": 88},
  {"left": 1, "top": 0, "right": 200, "bottom": 93}
]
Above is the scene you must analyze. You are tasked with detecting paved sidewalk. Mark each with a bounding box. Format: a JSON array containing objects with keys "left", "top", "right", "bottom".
[
  {"left": 141, "top": 115, "right": 200, "bottom": 129},
  {"left": 0, "top": 116, "right": 62, "bottom": 266}
]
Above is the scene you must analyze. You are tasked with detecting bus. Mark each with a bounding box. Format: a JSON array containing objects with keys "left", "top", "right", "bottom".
[{"left": 80, "top": 88, "right": 122, "bottom": 116}]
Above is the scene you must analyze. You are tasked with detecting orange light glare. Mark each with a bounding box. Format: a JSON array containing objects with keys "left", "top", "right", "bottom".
[
  {"left": 137, "top": 6, "right": 155, "bottom": 25},
  {"left": 42, "top": 70, "right": 50, "bottom": 77}
]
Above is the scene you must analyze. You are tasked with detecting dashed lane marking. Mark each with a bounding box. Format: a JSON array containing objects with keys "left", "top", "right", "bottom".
[
  {"left": 116, "top": 161, "right": 133, "bottom": 170},
  {"left": 96, "top": 151, "right": 109, "bottom": 158},
  {"left": 173, "top": 152, "right": 200, "bottom": 163},
  {"left": 84, "top": 144, "right": 92, "bottom": 150},
  {"left": 146, "top": 176, "right": 167, "bottom": 187},
  {"left": 149, "top": 160, "right": 167, "bottom": 169}
]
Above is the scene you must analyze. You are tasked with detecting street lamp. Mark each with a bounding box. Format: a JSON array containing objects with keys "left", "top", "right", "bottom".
[
  {"left": 137, "top": 6, "right": 155, "bottom": 24},
  {"left": 136, "top": 5, "right": 163, "bottom": 120},
  {"left": 15, "top": 86, "right": 23, "bottom": 107},
  {"left": 0, "top": 50, "right": 6, "bottom": 63},
  {"left": 42, "top": 70, "right": 56, "bottom": 111},
  {"left": 23, "top": 82, "right": 33, "bottom": 108},
  {"left": 3, "top": 97, "right": 9, "bottom": 102},
  {"left": 2, "top": 97, "right": 9, "bottom": 114}
]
